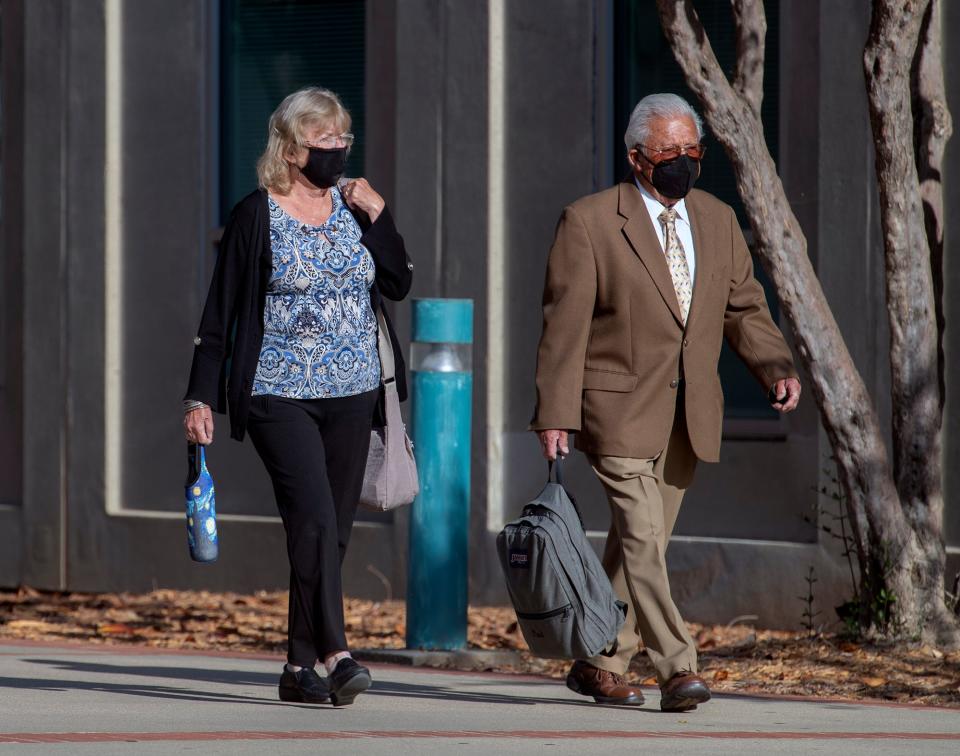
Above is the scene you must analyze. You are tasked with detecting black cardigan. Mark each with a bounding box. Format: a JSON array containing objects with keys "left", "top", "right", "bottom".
[{"left": 184, "top": 188, "right": 413, "bottom": 441}]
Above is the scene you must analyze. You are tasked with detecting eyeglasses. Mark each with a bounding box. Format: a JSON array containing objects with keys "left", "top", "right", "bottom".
[
  {"left": 634, "top": 142, "right": 706, "bottom": 164},
  {"left": 305, "top": 133, "right": 355, "bottom": 149}
]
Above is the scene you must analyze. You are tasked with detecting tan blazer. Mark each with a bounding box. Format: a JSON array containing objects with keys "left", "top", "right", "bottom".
[{"left": 531, "top": 180, "right": 796, "bottom": 463}]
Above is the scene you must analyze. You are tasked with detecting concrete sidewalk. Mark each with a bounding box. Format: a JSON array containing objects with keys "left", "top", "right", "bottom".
[{"left": 0, "top": 641, "right": 957, "bottom": 754}]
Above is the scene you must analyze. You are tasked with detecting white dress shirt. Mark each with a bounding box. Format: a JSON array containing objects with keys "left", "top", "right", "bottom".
[{"left": 635, "top": 178, "right": 696, "bottom": 284}]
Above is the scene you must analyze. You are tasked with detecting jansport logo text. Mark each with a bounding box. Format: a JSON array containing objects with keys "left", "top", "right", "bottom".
[{"left": 509, "top": 551, "right": 529, "bottom": 567}]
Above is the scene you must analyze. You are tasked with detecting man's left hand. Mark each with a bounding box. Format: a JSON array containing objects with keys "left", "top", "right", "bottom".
[{"left": 770, "top": 377, "right": 801, "bottom": 412}]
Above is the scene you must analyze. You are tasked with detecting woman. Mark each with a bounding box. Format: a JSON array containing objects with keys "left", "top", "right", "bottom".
[{"left": 183, "top": 87, "right": 412, "bottom": 707}]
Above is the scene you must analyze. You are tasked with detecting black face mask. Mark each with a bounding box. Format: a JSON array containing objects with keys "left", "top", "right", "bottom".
[
  {"left": 647, "top": 154, "right": 700, "bottom": 199},
  {"left": 300, "top": 146, "right": 348, "bottom": 189}
]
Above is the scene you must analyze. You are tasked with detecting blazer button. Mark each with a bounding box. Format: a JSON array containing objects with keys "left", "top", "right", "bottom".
[
  {"left": 682, "top": 338, "right": 689, "bottom": 347},
  {"left": 670, "top": 379, "right": 679, "bottom": 389},
  {"left": 407, "top": 261, "right": 414, "bottom": 270},
  {"left": 193, "top": 336, "right": 202, "bottom": 345}
]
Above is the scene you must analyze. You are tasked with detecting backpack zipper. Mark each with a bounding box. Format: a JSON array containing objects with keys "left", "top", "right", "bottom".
[{"left": 517, "top": 604, "right": 572, "bottom": 621}]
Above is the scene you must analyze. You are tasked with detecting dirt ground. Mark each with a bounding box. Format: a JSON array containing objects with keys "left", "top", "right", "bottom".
[{"left": 1, "top": 587, "right": 958, "bottom": 708}]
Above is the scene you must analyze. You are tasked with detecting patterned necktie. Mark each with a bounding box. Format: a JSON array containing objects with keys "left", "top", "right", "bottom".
[{"left": 658, "top": 207, "right": 693, "bottom": 325}]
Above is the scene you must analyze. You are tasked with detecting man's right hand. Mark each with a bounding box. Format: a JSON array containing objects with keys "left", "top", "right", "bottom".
[
  {"left": 184, "top": 406, "right": 214, "bottom": 445},
  {"left": 537, "top": 430, "right": 569, "bottom": 461}
]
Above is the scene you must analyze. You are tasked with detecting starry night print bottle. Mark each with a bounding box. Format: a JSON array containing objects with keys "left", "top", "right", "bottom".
[{"left": 185, "top": 443, "right": 219, "bottom": 563}]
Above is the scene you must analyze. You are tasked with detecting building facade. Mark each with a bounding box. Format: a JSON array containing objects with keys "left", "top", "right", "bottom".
[{"left": 1, "top": 0, "right": 957, "bottom": 628}]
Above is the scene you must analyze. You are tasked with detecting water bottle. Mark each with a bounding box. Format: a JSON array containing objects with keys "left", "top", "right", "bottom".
[{"left": 185, "top": 443, "right": 219, "bottom": 563}]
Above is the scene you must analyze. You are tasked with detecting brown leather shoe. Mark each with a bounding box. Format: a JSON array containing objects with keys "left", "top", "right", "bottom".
[
  {"left": 659, "top": 672, "right": 711, "bottom": 712},
  {"left": 565, "top": 660, "right": 645, "bottom": 705}
]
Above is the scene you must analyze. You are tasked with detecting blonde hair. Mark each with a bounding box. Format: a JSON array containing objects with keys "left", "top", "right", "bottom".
[{"left": 256, "top": 87, "right": 351, "bottom": 194}]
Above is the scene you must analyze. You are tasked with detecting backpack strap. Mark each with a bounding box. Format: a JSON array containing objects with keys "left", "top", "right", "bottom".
[
  {"left": 548, "top": 455, "right": 566, "bottom": 487},
  {"left": 547, "top": 456, "right": 585, "bottom": 529}
]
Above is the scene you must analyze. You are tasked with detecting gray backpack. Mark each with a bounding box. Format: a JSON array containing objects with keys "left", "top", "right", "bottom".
[{"left": 496, "top": 458, "right": 626, "bottom": 659}]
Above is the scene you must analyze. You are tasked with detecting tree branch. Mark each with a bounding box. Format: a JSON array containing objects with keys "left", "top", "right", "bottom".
[{"left": 731, "top": 0, "right": 766, "bottom": 118}]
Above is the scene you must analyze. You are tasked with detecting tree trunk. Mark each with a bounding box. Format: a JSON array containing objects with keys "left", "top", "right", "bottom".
[
  {"left": 864, "top": 0, "right": 956, "bottom": 644},
  {"left": 911, "top": 0, "right": 952, "bottom": 410},
  {"left": 654, "top": 0, "right": 959, "bottom": 646}
]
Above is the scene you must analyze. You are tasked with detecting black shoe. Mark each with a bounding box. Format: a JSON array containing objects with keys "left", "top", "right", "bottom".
[
  {"left": 278, "top": 666, "right": 329, "bottom": 704},
  {"left": 328, "top": 658, "right": 372, "bottom": 706}
]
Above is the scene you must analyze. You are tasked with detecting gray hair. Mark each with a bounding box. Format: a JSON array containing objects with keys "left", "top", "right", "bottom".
[{"left": 623, "top": 93, "right": 704, "bottom": 149}]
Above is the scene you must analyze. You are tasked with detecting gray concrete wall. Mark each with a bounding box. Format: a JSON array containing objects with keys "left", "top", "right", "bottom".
[
  {"left": 4, "top": 0, "right": 955, "bottom": 630},
  {"left": 489, "top": 0, "right": 602, "bottom": 597},
  {"left": 20, "top": 0, "right": 74, "bottom": 590},
  {"left": 390, "top": 0, "right": 492, "bottom": 603},
  {"left": 110, "top": 0, "right": 278, "bottom": 522}
]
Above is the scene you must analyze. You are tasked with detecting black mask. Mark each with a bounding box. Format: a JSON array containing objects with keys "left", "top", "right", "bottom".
[
  {"left": 300, "top": 146, "right": 348, "bottom": 189},
  {"left": 647, "top": 154, "right": 700, "bottom": 199}
]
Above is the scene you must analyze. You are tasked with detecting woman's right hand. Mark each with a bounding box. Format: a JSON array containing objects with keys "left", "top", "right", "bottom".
[{"left": 184, "top": 406, "right": 214, "bottom": 445}]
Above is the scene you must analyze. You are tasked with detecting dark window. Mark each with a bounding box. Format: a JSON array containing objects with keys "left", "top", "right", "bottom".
[
  {"left": 220, "top": 0, "right": 366, "bottom": 220},
  {"left": 614, "top": 0, "right": 781, "bottom": 419}
]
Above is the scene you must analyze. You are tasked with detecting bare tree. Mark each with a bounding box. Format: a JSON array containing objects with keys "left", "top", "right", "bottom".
[{"left": 655, "top": 0, "right": 958, "bottom": 646}]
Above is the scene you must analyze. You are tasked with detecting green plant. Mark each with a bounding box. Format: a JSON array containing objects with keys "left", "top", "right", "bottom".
[
  {"left": 806, "top": 458, "right": 903, "bottom": 639},
  {"left": 799, "top": 566, "right": 821, "bottom": 636},
  {"left": 804, "top": 460, "right": 858, "bottom": 598}
]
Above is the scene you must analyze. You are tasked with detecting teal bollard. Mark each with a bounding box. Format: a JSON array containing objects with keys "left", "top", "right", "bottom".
[{"left": 406, "top": 298, "right": 473, "bottom": 650}]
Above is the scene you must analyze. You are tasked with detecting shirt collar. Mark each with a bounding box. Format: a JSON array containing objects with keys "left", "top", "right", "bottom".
[
  {"left": 634, "top": 176, "right": 689, "bottom": 225},
  {"left": 267, "top": 189, "right": 345, "bottom": 232}
]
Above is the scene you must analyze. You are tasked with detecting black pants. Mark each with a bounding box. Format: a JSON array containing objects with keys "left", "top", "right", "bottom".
[{"left": 247, "top": 390, "right": 378, "bottom": 666}]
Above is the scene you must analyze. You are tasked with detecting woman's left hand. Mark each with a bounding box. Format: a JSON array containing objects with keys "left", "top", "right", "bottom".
[{"left": 341, "top": 178, "right": 385, "bottom": 223}]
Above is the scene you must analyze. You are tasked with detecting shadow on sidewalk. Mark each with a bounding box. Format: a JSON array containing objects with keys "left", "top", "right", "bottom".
[
  {"left": 11, "top": 657, "right": 660, "bottom": 713},
  {"left": 366, "top": 679, "right": 660, "bottom": 712},
  {"left": 5, "top": 658, "right": 301, "bottom": 708}
]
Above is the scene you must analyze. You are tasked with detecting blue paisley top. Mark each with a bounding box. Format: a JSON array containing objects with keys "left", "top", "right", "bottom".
[{"left": 252, "top": 190, "right": 381, "bottom": 399}]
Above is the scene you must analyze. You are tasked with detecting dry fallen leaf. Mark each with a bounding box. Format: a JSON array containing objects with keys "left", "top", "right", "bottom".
[
  {"left": 4, "top": 619, "right": 61, "bottom": 633},
  {"left": 98, "top": 623, "right": 136, "bottom": 636}
]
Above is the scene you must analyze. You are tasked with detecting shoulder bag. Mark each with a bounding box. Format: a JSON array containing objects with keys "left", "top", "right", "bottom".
[{"left": 360, "top": 307, "right": 419, "bottom": 511}]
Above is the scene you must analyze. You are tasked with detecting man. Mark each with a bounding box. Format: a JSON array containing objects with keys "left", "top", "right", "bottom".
[{"left": 531, "top": 93, "right": 800, "bottom": 712}]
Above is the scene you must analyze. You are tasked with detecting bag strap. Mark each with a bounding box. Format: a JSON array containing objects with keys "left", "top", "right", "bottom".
[
  {"left": 186, "top": 442, "right": 204, "bottom": 486},
  {"left": 546, "top": 455, "right": 585, "bottom": 528},
  {"left": 599, "top": 639, "right": 620, "bottom": 657},
  {"left": 340, "top": 181, "right": 395, "bottom": 385},
  {"left": 547, "top": 455, "right": 565, "bottom": 487},
  {"left": 376, "top": 306, "right": 396, "bottom": 384}
]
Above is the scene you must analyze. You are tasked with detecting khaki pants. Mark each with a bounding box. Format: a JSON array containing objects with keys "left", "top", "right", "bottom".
[{"left": 586, "top": 402, "right": 698, "bottom": 685}]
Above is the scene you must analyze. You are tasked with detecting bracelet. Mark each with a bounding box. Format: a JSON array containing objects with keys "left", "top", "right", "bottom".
[{"left": 183, "top": 400, "right": 209, "bottom": 413}]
